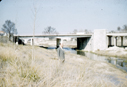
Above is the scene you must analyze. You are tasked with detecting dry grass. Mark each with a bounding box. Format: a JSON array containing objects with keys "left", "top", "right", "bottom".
[{"left": 0, "top": 43, "right": 127, "bottom": 87}]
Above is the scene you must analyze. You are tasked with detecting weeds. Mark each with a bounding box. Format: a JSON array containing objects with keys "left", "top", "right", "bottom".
[
  {"left": 0, "top": 47, "right": 16, "bottom": 62},
  {"left": 0, "top": 43, "right": 127, "bottom": 87}
]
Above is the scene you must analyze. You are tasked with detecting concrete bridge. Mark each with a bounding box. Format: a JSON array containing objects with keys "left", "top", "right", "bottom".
[
  {"left": 107, "top": 33, "right": 127, "bottom": 47},
  {"left": 14, "top": 29, "right": 127, "bottom": 52}
]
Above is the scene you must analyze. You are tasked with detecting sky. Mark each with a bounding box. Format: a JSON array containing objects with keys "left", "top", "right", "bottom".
[{"left": 0, "top": 0, "right": 127, "bottom": 35}]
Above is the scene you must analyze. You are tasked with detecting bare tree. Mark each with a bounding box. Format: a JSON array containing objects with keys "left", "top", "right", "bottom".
[
  {"left": 117, "top": 27, "right": 121, "bottom": 32},
  {"left": 14, "top": 29, "right": 18, "bottom": 35},
  {"left": 123, "top": 25, "right": 127, "bottom": 32},
  {"left": 43, "top": 26, "right": 58, "bottom": 34},
  {"left": 116, "top": 25, "right": 127, "bottom": 33},
  {"left": 2, "top": 20, "right": 16, "bottom": 41},
  {"left": 84, "top": 29, "right": 88, "bottom": 34},
  {"left": 72, "top": 29, "right": 92, "bottom": 34},
  {"left": 73, "top": 29, "right": 77, "bottom": 34},
  {"left": 109, "top": 30, "right": 115, "bottom": 33}
]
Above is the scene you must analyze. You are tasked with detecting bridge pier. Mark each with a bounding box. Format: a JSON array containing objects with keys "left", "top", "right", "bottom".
[
  {"left": 113, "top": 36, "right": 118, "bottom": 47},
  {"left": 108, "top": 36, "right": 112, "bottom": 47},
  {"left": 121, "top": 36, "right": 123, "bottom": 46},
  {"left": 56, "top": 38, "right": 61, "bottom": 48},
  {"left": 108, "top": 35, "right": 125, "bottom": 47}
]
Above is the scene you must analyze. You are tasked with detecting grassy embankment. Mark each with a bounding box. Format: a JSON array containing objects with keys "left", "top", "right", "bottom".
[{"left": 0, "top": 43, "right": 127, "bottom": 87}]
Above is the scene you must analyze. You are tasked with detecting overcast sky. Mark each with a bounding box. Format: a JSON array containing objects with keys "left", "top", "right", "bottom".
[{"left": 0, "top": 0, "right": 127, "bottom": 35}]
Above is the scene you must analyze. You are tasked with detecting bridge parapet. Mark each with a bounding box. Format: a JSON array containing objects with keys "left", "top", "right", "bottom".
[
  {"left": 14, "top": 34, "right": 92, "bottom": 38},
  {"left": 107, "top": 33, "right": 127, "bottom": 36}
]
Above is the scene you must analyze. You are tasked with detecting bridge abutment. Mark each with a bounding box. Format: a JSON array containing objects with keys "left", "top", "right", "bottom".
[
  {"left": 77, "top": 29, "right": 108, "bottom": 52},
  {"left": 77, "top": 37, "right": 93, "bottom": 51},
  {"left": 93, "top": 29, "right": 107, "bottom": 51}
]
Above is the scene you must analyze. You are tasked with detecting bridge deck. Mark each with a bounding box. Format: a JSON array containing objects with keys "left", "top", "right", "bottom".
[
  {"left": 14, "top": 33, "right": 127, "bottom": 38},
  {"left": 14, "top": 34, "right": 92, "bottom": 38}
]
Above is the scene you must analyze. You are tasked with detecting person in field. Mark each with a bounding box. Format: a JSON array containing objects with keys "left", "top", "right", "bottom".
[{"left": 57, "top": 41, "right": 65, "bottom": 63}]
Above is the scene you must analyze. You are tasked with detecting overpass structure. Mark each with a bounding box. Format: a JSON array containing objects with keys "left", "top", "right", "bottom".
[
  {"left": 14, "top": 34, "right": 92, "bottom": 38},
  {"left": 107, "top": 33, "right": 127, "bottom": 47},
  {"left": 14, "top": 29, "right": 127, "bottom": 52}
]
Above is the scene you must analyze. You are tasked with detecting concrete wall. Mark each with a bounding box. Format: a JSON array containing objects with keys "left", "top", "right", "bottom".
[
  {"left": 77, "top": 29, "right": 108, "bottom": 51},
  {"left": 77, "top": 35, "right": 93, "bottom": 51},
  {"left": 93, "top": 29, "right": 107, "bottom": 51}
]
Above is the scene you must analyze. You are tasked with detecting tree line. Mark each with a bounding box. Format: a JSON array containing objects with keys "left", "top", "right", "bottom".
[
  {"left": 0, "top": 20, "right": 59, "bottom": 42},
  {"left": 1, "top": 20, "right": 127, "bottom": 42},
  {"left": 110, "top": 25, "right": 127, "bottom": 33},
  {"left": 72, "top": 29, "right": 92, "bottom": 34},
  {"left": 1, "top": 20, "right": 17, "bottom": 41}
]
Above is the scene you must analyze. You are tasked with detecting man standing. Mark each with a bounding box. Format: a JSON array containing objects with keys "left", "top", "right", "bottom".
[{"left": 57, "top": 41, "right": 65, "bottom": 63}]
